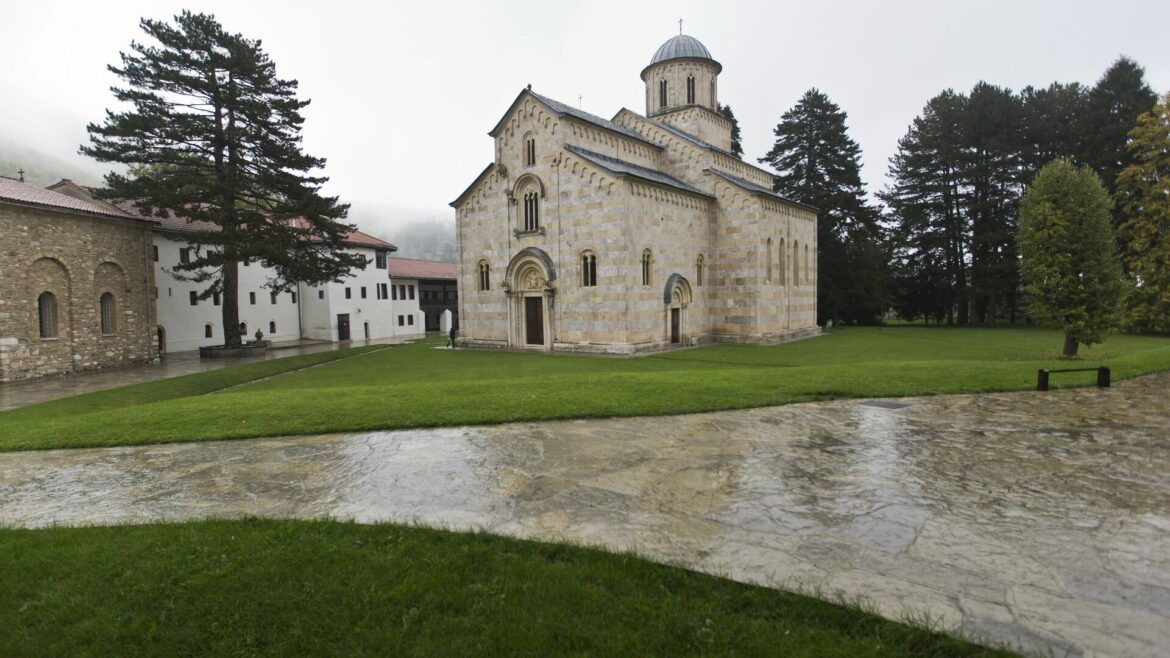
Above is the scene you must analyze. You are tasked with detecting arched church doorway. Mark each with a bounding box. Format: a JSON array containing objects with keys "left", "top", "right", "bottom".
[
  {"left": 505, "top": 248, "right": 556, "bottom": 350},
  {"left": 663, "top": 274, "right": 692, "bottom": 346}
]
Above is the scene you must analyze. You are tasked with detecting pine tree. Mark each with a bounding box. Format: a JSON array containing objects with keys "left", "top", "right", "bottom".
[
  {"left": 717, "top": 103, "right": 743, "bottom": 158},
  {"left": 83, "top": 11, "right": 364, "bottom": 348},
  {"left": 1019, "top": 82, "right": 1088, "bottom": 178},
  {"left": 1081, "top": 57, "right": 1157, "bottom": 197},
  {"left": 1018, "top": 159, "right": 1123, "bottom": 356},
  {"left": 882, "top": 91, "right": 970, "bottom": 324},
  {"left": 1115, "top": 94, "right": 1170, "bottom": 333},
  {"left": 759, "top": 89, "right": 886, "bottom": 324}
]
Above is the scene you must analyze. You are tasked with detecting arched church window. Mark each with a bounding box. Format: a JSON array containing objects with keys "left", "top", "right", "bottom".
[
  {"left": 478, "top": 260, "right": 491, "bottom": 291},
  {"left": 641, "top": 249, "right": 652, "bottom": 286},
  {"left": 523, "top": 190, "right": 540, "bottom": 232},
  {"left": 766, "top": 237, "right": 773, "bottom": 282},
  {"left": 686, "top": 75, "right": 695, "bottom": 104},
  {"left": 524, "top": 135, "right": 536, "bottom": 167},
  {"left": 581, "top": 251, "right": 597, "bottom": 287},
  {"left": 696, "top": 254, "right": 704, "bottom": 286},
  {"left": 37, "top": 291, "right": 58, "bottom": 338},
  {"left": 779, "top": 238, "right": 786, "bottom": 285},
  {"left": 805, "top": 244, "right": 810, "bottom": 284},
  {"left": 793, "top": 241, "right": 800, "bottom": 285},
  {"left": 100, "top": 292, "right": 116, "bottom": 334},
  {"left": 710, "top": 80, "right": 715, "bottom": 108},
  {"left": 659, "top": 79, "right": 668, "bottom": 109}
]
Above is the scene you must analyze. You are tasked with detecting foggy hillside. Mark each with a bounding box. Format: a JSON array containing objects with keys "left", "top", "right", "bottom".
[{"left": 0, "top": 139, "right": 105, "bottom": 187}]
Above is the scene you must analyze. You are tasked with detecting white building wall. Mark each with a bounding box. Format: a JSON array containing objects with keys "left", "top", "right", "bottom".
[
  {"left": 154, "top": 232, "right": 300, "bottom": 353},
  {"left": 299, "top": 246, "right": 409, "bottom": 341},
  {"left": 387, "top": 277, "right": 425, "bottom": 337}
]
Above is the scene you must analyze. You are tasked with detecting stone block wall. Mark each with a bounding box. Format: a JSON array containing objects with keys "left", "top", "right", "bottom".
[{"left": 0, "top": 203, "right": 157, "bottom": 383}]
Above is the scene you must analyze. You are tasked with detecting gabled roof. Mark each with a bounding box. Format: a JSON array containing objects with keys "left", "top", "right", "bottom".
[
  {"left": 0, "top": 176, "right": 146, "bottom": 222},
  {"left": 450, "top": 162, "right": 496, "bottom": 208},
  {"left": 565, "top": 145, "right": 713, "bottom": 199},
  {"left": 388, "top": 257, "right": 456, "bottom": 281},
  {"left": 488, "top": 88, "right": 660, "bottom": 148},
  {"left": 613, "top": 108, "right": 740, "bottom": 160},
  {"left": 705, "top": 169, "right": 819, "bottom": 213}
]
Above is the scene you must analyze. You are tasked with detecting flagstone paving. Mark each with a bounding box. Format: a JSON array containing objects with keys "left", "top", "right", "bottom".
[{"left": 2, "top": 374, "right": 1168, "bottom": 657}]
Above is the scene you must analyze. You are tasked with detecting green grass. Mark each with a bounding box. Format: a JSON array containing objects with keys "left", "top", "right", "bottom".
[
  {"left": 0, "top": 518, "right": 1013, "bottom": 657},
  {"left": 3, "top": 326, "right": 1169, "bottom": 452}
]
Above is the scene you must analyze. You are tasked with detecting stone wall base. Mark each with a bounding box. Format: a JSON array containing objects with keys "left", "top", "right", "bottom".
[{"left": 455, "top": 326, "right": 822, "bottom": 356}]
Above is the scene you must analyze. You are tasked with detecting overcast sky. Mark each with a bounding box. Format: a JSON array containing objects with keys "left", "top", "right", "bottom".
[{"left": 2, "top": 0, "right": 1167, "bottom": 237}]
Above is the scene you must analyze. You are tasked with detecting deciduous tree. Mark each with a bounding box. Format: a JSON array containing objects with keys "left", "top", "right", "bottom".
[
  {"left": 1017, "top": 159, "right": 1123, "bottom": 356},
  {"left": 1115, "top": 94, "right": 1170, "bottom": 333}
]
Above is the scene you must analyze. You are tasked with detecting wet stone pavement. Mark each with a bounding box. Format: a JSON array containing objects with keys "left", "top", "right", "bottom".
[{"left": 2, "top": 375, "right": 1169, "bottom": 657}]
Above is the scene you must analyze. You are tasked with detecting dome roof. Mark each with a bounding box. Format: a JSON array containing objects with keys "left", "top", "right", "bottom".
[{"left": 642, "top": 34, "right": 721, "bottom": 79}]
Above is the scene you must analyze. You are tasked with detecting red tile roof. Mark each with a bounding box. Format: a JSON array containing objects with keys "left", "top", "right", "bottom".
[
  {"left": 0, "top": 177, "right": 144, "bottom": 222},
  {"left": 112, "top": 200, "right": 395, "bottom": 250},
  {"left": 388, "top": 257, "right": 457, "bottom": 281}
]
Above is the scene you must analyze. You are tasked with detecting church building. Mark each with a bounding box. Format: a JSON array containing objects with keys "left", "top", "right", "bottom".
[{"left": 452, "top": 33, "right": 819, "bottom": 354}]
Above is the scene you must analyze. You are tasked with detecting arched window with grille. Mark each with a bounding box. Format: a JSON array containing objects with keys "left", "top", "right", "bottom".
[
  {"left": 641, "top": 249, "right": 652, "bottom": 286},
  {"left": 523, "top": 191, "right": 540, "bottom": 231},
  {"left": 686, "top": 75, "right": 695, "bottom": 104},
  {"left": 581, "top": 251, "right": 597, "bottom": 287},
  {"left": 37, "top": 291, "right": 57, "bottom": 338},
  {"left": 99, "top": 292, "right": 116, "bottom": 334},
  {"left": 696, "top": 254, "right": 704, "bottom": 286},
  {"left": 478, "top": 260, "right": 491, "bottom": 291},
  {"left": 659, "top": 79, "right": 667, "bottom": 108}
]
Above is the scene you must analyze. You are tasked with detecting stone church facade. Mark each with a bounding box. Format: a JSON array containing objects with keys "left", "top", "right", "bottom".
[
  {"left": 0, "top": 177, "right": 157, "bottom": 383},
  {"left": 453, "top": 34, "right": 819, "bottom": 354}
]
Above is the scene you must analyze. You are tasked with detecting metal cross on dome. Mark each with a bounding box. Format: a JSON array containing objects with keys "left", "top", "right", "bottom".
[{"left": 679, "top": 18, "right": 683, "bottom": 34}]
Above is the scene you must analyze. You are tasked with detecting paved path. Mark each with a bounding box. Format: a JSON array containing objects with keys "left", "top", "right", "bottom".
[
  {"left": 2, "top": 375, "right": 1168, "bottom": 657},
  {"left": 0, "top": 337, "right": 415, "bottom": 411}
]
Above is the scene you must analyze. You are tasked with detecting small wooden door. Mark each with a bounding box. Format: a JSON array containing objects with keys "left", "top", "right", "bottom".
[
  {"left": 525, "top": 297, "right": 544, "bottom": 345},
  {"left": 670, "top": 308, "right": 680, "bottom": 344},
  {"left": 337, "top": 314, "right": 350, "bottom": 341}
]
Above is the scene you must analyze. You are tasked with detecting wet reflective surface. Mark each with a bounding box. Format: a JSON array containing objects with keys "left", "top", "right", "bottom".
[{"left": 2, "top": 374, "right": 1168, "bottom": 657}]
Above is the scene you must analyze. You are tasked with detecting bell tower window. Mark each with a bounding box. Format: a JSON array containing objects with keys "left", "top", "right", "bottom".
[{"left": 686, "top": 75, "right": 695, "bottom": 104}]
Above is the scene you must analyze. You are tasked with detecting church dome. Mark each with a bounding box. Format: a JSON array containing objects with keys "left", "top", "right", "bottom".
[{"left": 642, "top": 34, "right": 721, "bottom": 79}]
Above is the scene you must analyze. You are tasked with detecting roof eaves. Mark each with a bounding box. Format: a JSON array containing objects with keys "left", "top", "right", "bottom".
[
  {"left": 566, "top": 145, "right": 714, "bottom": 200},
  {"left": 704, "top": 169, "right": 820, "bottom": 213},
  {"left": 450, "top": 162, "right": 497, "bottom": 208}
]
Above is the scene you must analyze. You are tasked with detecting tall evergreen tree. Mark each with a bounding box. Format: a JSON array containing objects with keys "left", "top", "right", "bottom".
[
  {"left": 962, "top": 82, "right": 1025, "bottom": 324},
  {"left": 1115, "top": 94, "right": 1170, "bottom": 333},
  {"left": 1081, "top": 57, "right": 1157, "bottom": 197},
  {"left": 83, "top": 11, "right": 364, "bottom": 349},
  {"left": 1018, "top": 159, "right": 1123, "bottom": 356},
  {"left": 1019, "top": 82, "right": 1088, "bottom": 178},
  {"left": 717, "top": 103, "right": 743, "bottom": 158},
  {"left": 881, "top": 90, "right": 970, "bottom": 324},
  {"left": 760, "top": 89, "right": 886, "bottom": 324}
]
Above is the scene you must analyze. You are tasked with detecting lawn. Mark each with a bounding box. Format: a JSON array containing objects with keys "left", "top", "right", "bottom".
[
  {"left": 2, "top": 326, "right": 1169, "bottom": 452},
  {"left": 0, "top": 518, "right": 1013, "bottom": 657}
]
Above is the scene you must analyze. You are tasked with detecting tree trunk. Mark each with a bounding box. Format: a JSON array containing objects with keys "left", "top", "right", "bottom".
[
  {"left": 1062, "top": 332, "right": 1078, "bottom": 357},
  {"left": 222, "top": 260, "right": 241, "bottom": 348}
]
